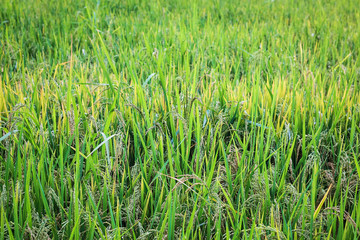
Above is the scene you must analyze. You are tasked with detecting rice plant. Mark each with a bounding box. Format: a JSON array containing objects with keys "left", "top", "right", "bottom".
[{"left": 1, "top": 0, "right": 360, "bottom": 239}]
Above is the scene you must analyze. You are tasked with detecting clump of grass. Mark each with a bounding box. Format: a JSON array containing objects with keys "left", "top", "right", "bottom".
[{"left": 1, "top": 0, "right": 360, "bottom": 239}]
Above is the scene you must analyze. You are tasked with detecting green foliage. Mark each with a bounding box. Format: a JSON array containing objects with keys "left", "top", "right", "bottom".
[{"left": 1, "top": 0, "right": 360, "bottom": 239}]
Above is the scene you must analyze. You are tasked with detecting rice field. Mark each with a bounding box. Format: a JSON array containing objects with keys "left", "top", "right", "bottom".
[{"left": 1, "top": 0, "right": 360, "bottom": 239}]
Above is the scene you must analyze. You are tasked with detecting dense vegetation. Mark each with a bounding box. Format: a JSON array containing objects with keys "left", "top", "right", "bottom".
[{"left": 1, "top": 0, "right": 360, "bottom": 239}]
